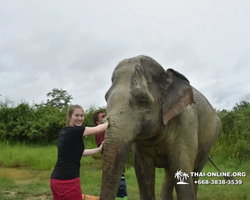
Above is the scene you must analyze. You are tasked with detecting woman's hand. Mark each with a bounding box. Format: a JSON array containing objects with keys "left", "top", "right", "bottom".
[
  {"left": 101, "top": 117, "right": 109, "bottom": 124},
  {"left": 82, "top": 142, "right": 104, "bottom": 157},
  {"left": 99, "top": 142, "right": 104, "bottom": 153}
]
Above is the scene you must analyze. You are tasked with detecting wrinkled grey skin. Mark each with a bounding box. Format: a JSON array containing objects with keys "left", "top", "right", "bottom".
[{"left": 100, "top": 55, "right": 220, "bottom": 200}]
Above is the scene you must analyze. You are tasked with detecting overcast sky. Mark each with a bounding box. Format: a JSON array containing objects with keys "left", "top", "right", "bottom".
[{"left": 0, "top": 0, "right": 249, "bottom": 111}]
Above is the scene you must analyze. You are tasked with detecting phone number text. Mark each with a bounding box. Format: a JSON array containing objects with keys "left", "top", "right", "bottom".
[{"left": 194, "top": 180, "right": 242, "bottom": 185}]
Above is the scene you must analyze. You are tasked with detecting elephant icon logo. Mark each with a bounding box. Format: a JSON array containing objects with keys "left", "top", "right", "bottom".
[{"left": 174, "top": 170, "right": 189, "bottom": 185}]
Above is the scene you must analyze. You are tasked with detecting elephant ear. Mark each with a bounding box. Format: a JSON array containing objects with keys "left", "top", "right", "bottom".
[{"left": 163, "top": 69, "right": 194, "bottom": 125}]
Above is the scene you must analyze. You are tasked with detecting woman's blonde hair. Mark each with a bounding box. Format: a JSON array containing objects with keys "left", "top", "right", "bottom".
[{"left": 66, "top": 105, "right": 84, "bottom": 126}]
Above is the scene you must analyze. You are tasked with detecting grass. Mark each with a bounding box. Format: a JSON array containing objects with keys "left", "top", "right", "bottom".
[
  {"left": 0, "top": 141, "right": 250, "bottom": 200},
  {"left": 197, "top": 161, "right": 250, "bottom": 200},
  {"left": 0, "top": 141, "right": 57, "bottom": 170}
]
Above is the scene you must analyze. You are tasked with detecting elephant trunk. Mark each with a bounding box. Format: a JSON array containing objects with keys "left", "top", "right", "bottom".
[{"left": 100, "top": 135, "right": 132, "bottom": 200}]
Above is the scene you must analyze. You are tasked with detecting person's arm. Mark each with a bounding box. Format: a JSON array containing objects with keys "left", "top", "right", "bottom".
[
  {"left": 82, "top": 142, "right": 103, "bottom": 156},
  {"left": 83, "top": 120, "right": 108, "bottom": 136}
]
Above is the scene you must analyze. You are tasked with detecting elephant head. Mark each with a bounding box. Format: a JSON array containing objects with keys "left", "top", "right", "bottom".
[{"left": 100, "top": 55, "right": 219, "bottom": 200}]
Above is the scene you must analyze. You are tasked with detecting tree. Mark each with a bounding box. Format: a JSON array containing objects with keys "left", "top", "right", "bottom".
[
  {"left": 233, "top": 94, "right": 250, "bottom": 111},
  {"left": 45, "top": 88, "right": 72, "bottom": 109},
  {"left": 0, "top": 97, "right": 14, "bottom": 108},
  {"left": 174, "top": 170, "right": 189, "bottom": 184}
]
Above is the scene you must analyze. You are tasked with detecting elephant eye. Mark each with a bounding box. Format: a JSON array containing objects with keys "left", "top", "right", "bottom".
[{"left": 138, "top": 98, "right": 149, "bottom": 109}]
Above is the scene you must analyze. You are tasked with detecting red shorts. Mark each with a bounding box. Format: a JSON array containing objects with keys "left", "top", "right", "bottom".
[{"left": 50, "top": 177, "right": 82, "bottom": 200}]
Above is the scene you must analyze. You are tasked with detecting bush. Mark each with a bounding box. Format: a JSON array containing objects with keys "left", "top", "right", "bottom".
[
  {"left": 0, "top": 102, "right": 107, "bottom": 145},
  {"left": 216, "top": 104, "right": 250, "bottom": 162}
]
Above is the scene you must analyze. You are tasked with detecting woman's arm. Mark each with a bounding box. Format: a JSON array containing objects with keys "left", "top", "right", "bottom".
[
  {"left": 83, "top": 120, "right": 108, "bottom": 136},
  {"left": 82, "top": 148, "right": 101, "bottom": 156},
  {"left": 82, "top": 142, "right": 103, "bottom": 156}
]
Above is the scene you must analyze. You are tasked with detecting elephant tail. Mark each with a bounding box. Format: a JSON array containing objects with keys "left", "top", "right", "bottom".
[{"left": 208, "top": 156, "right": 235, "bottom": 180}]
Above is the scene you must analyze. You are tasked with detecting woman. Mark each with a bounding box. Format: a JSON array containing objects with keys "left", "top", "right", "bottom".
[{"left": 50, "top": 105, "right": 108, "bottom": 200}]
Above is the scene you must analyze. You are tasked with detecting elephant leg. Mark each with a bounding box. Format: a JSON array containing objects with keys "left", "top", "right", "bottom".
[
  {"left": 171, "top": 149, "right": 197, "bottom": 200},
  {"left": 193, "top": 153, "right": 210, "bottom": 195},
  {"left": 159, "top": 169, "right": 174, "bottom": 200},
  {"left": 175, "top": 175, "right": 196, "bottom": 200},
  {"left": 193, "top": 171, "right": 200, "bottom": 195},
  {"left": 193, "top": 165, "right": 206, "bottom": 195},
  {"left": 133, "top": 145, "right": 155, "bottom": 200}
]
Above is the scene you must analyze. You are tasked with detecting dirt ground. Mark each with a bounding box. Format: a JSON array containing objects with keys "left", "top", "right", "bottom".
[{"left": 0, "top": 167, "right": 52, "bottom": 200}]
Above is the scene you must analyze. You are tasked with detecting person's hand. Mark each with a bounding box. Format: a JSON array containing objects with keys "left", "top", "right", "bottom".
[
  {"left": 99, "top": 142, "right": 104, "bottom": 153},
  {"left": 102, "top": 117, "right": 109, "bottom": 124}
]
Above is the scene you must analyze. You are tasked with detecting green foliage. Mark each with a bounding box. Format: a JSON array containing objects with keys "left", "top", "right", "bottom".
[
  {"left": 216, "top": 100, "right": 250, "bottom": 162},
  {"left": 0, "top": 97, "right": 14, "bottom": 108},
  {"left": 45, "top": 88, "right": 73, "bottom": 109},
  {"left": 0, "top": 93, "right": 107, "bottom": 144},
  {"left": 0, "top": 102, "right": 67, "bottom": 143},
  {"left": 0, "top": 103, "right": 108, "bottom": 144},
  {"left": 0, "top": 90, "right": 90, "bottom": 144}
]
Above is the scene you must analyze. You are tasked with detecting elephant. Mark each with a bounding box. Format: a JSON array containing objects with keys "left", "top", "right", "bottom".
[{"left": 100, "top": 55, "right": 221, "bottom": 200}]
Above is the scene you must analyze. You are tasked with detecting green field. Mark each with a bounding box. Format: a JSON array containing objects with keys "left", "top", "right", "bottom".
[{"left": 0, "top": 142, "right": 249, "bottom": 200}]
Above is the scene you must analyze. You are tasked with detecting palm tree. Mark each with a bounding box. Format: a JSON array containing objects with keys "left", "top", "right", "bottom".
[
  {"left": 175, "top": 170, "right": 189, "bottom": 185},
  {"left": 183, "top": 172, "right": 189, "bottom": 182},
  {"left": 174, "top": 170, "right": 183, "bottom": 181}
]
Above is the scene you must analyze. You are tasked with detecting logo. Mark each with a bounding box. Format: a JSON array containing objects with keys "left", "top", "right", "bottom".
[{"left": 174, "top": 170, "right": 189, "bottom": 185}]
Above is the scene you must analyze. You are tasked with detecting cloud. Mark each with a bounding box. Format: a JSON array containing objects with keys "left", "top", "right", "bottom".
[{"left": 0, "top": 0, "right": 249, "bottom": 110}]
